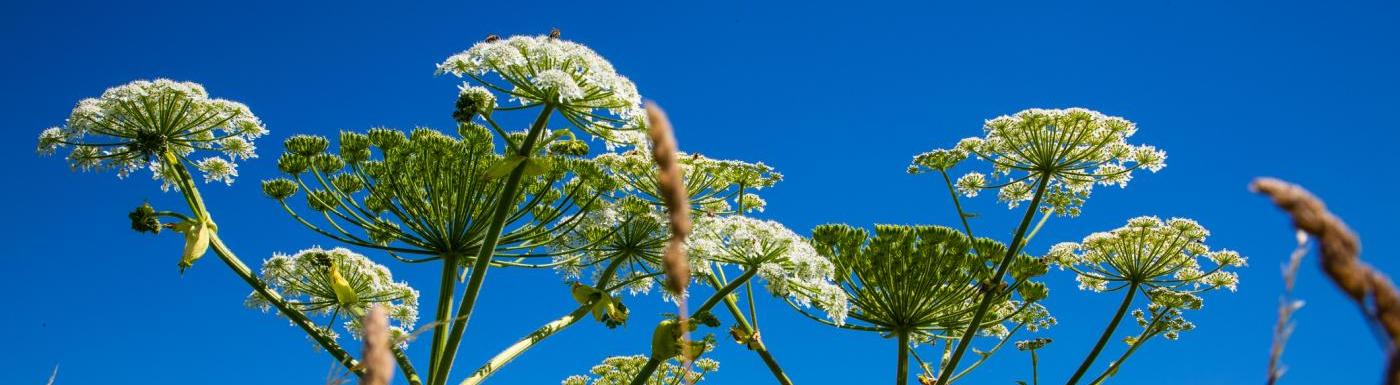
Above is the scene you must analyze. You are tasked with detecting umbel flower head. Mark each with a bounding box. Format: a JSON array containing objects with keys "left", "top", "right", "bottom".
[
  {"left": 37, "top": 79, "right": 265, "bottom": 187},
  {"left": 807, "top": 224, "right": 1049, "bottom": 335},
  {"left": 437, "top": 33, "right": 644, "bottom": 147},
  {"left": 553, "top": 196, "right": 672, "bottom": 295},
  {"left": 688, "top": 215, "right": 849, "bottom": 325},
  {"left": 911, "top": 108, "right": 1166, "bottom": 217},
  {"left": 248, "top": 247, "right": 419, "bottom": 344},
  {"left": 262, "top": 125, "right": 616, "bottom": 261},
  {"left": 561, "top": 355, "right": 719, "bottom": 385},
  {"left": 595, "top": 150, "right": 782, "bottom": 214},
  {"left": 1046, "top": 216, "right": 1244, "bottom": 296}
]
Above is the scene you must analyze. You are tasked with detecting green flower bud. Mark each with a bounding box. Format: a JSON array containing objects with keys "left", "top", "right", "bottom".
[
  {"left": 307, "top": 190, "right": 338, "bottom": 212},
  {"left": 277, "top": 153, "right": 310, "bottom": 174},
  {"left": 367, "top": 220, "right": 400, "bottom": 245},
  {"left": 284, "top": 135, "right": 330, "bottom": 157},
  {"left": 261, "top": 178, "right": 299, "bottom": 200},
  {"left": 312, "top": 154, "right": 345, "bottom": 174},
  {"left": 367, "top": 127, "right": 407, "bottom": 150},
  {"left": 339, "top": 131, "right": 371, "bottom": 152},
  {"left": 128, "top": 202, "right": 161, "bottom": 234},
  {"left": 547, "top": 139, "right": 590, "bottom": 157},
  {"left": 457, "top": 122, "right": 492, "bottom": 144},
  {"left": 1017, "top": 281, "right": 1049, "bottom": 303},
  {"left": 331, "top": 173, "right": 364, "bottom": 193}
]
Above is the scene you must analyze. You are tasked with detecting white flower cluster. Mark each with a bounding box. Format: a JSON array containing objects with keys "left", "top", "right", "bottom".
[
  {"left": 37, "top": 79, "right": 266, "bottom": 186},
  {"left": 561, "top": 355, "right": 718, "bottom": 385},
  {"left": 1046, "top": 216, "right": 1244, "bottom": 300},
  {"left": 688, "top": 216, "right": 848, "bottom": 324},
  {"left": 594, "top": 150, "right": 782, "bottom": 214},
  {"left": 935, "top": 108, "right": 1165, "bottom": 216},
  {"left": 247, "top": 247, "right": 419, "bottom": 345},
  {"left": 550, "top": 197, "right": 680, "bottom": 295},
  {"left": 437, "top": 34, "right": 644, "bottom": 146}
]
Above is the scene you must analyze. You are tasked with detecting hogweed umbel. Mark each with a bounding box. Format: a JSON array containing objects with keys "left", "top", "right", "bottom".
[{"left": 1047, "top": 216, "right": 1243, "bottom": 385}]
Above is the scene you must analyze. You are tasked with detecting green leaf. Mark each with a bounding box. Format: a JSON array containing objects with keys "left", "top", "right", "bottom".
[{"left": 486, "top": 154, "right": 527, "bottom": 179}]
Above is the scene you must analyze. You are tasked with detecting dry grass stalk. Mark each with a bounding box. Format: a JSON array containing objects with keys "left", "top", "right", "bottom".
[
  {"left": 1266, "top": 230, "right": 1308, "bottom": 385},
  {"left": 646, "top": 102, "right": 696, "bottom": 365},
  {"left": 1252, "top": 177, "right": 1400, "bottom": 384},
  {"left": 44, "top": 365, "right": 58, "bottom": 385},
  {"left": 362, "top": 305, "right": 395, "bottom": 385}
]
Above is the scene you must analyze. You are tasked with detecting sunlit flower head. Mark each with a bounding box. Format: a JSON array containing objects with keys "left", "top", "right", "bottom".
[
  {"left": 247, "top": 247, "right": 419, "bottom": 344},
  {"left": 37, "top": 79, "right": 265, "bottom": 186},
  {"left": 915, "top": 108, "right": 1166, "bottom": 217},
  {"left": 689, "top": 215, "right": 847, "bottom": 325},
  {"left": 437, "top": 34, "right": 644, "bottom": 147},
  {"left": 1046, "top": 216, "right": 1244, "bottom": 299}
]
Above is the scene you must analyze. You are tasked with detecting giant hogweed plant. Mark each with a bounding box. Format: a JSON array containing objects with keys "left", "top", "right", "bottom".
[{"left": 35, "top": 32, "right": 1245, "bottom": 385}]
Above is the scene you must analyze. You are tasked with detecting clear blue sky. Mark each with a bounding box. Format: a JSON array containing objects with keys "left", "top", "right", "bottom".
[{"left": 3, "top": 1, "right": 1399, "bottom": 384}]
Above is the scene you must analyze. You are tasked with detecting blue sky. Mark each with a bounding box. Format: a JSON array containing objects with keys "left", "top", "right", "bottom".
[{"left": 3, "top": 1, "right": 1399, "bottom": 384}]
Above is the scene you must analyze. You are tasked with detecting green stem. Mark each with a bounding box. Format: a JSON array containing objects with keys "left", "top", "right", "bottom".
[
  {"left": 459, "top": 305, "right": 591, "bottom": 385},
  {"left": 707, "top": 275, "right": 795, "bottom": 385},
  {"left": 457, "top": 257, "right": 630, "bottom": 385},
  {"left": 1088, "top": 307, "right": 1168, "bottom": 385},
  {"left": 897, "top": 331, "right": 911, "bottom": 385},
  {"left": 627, "top": 357, "right": 663, "bottom": 385},
  {"left": 210, "top": 236, "right": 363, "bottom": 373},
  {"left": 694, "top": 269, "right": 759, "bottom": 315},
  {"left": 431, "top": 105, "right": 555, "bottom": 385},
  {"left": 1031, "top": 350, "right": 1040, "bottom": 385},
  {"left": 934, "top": 176, "right": 1052, "bottom": 385},
  {"left": 393, "top": 345, "right": 424, "bottom": 385},
  {"left": 160, "top": 149, "right": 361, "bottom": 374},
  {"left": 427, "top": 254, "right": 459, "bottom": 382},
  {"left": 1065, "top": 282, "right": 1140, "bottom": 385},
  {"left": 627, "top": 269, "right": 762, "bottom": 385}
]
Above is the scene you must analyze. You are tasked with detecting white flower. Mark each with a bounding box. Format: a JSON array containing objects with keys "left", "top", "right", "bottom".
[
  {"left": 437, "top": 35, "right": 644, "bottom": 144},
  {"left": 955, "top": 172, "right": 986, "bottom": 197},
  {"left": 37, "top": 79, "right": 265, "bottom": 187},
  {"left": 689, "top": 215, "right": 847, "bottom": 324},
  {"left": 250, "top": 246, "right": 420, "bottom": 344},
  {"left": 220, "top": 137, "right": 257, "bottom": 161},
  {"left": 937, "top": 108, "right": 1164, "bottom": 216},
  {"left": 195, "top": 157, "right": 238, "bottom": 185},
  {"left": 1052, "top": 216, "right": 1243, "bottom": 301}
]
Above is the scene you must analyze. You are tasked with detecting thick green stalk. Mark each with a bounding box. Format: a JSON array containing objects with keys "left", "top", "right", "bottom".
[
  {"left": 427, "top": 254, "right": 459, "bottom": 382},
  {"left": 393, "top": 345, "right": 424, "bottom": 385},
  {"left": 1065, "top": 282, "right": 1140, "bottom": 385},
  {"left": 897, "top": 331, "right": 911, "bottom": 385},
  {"left": 707, "top": 275, "right": 795, "bottom": 385},
  {"left": 1031, "top": 350, "right": 1040, "bottom": 385},
  {"left": 161, "top": 150, "right": 362, "bottom": 374},
  {"left": 430, "top": 105, "right": 554, "bottom": 385},
  {"left": 627, "top": 357, "right": 663, "bottom": 385},
  {"left": 934, "top": 176, "right": 1051, "bottom": 385}
]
